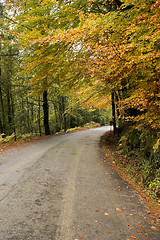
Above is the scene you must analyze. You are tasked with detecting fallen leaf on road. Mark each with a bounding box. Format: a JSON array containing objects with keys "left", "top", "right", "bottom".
[
  {"left": 151, "top": 226, "right": 158, "bottom": 230},
  {"left": 139, "top": 225, "right": 144, "bottom": 229},
  {"left": 96, "top": 210, "right": 99, "bottom": 212},
  {"left": 116, "top": 208, "right": 121, "bottom": 211},
  {"left": 105, "top": 213, "right": 110, "bottom": 216},
  {"left": 130, "top": 236, "right": 136, "bottom": 239},
  {"left": 106, "top": 232, "right": 111, "bottom": 234}
]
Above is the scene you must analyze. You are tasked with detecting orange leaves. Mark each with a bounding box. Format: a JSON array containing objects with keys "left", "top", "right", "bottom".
[
  {"left": 116, "top": 208, "right": 121, "bottom": 211},
  {"left": 9, "top": 0, "right": 160, "bottom": 131},
  {"left": 136, "top": 14, "right": 149, "bottom": 24},
  {"left": 104, "top": 212, "right": 110, "bottom": 216}
]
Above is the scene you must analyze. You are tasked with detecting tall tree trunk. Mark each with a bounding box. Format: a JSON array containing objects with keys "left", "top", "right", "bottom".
[
  {"left": 111, "top": 92, "right": 117, "bottom": 134},
  {"left": 53, "top": 102, "right": 60, "bottom": 132},
  {"left": 43, "top": 90, "right": 50, "bottom": 135},
  {"left": 6, "top": 84, "right": 12, "bottom": 134},
  {"left": 58, "top": 96, "right": 63, "bottom": 130},
  {"left": 11, "top": 91, "right": 16, "bottom": 141},
  {"left": 0, "top": 117, "right": 3, "bottom": 133},
  {"left": 62, "top": 96, "right": 67, "bottom": 131},
  {"left": 26, "top": 97, "right": 31, "bottom": 133},
  {"left": 38, "top": 97, "right": 41, "bottom": 136},
  {"left": 0, "top": 68, "right": 5, "bottom": 133},
  {"left": 30, "top": 102, "right": 34, "bottom": 133}
]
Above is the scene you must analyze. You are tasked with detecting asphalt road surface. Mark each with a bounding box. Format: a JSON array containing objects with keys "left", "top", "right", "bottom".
[{"left": 0, "top": 127, "right": 159, "bottom": 240}]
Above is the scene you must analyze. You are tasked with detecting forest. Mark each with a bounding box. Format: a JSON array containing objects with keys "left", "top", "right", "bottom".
[{"left": 0, "top": 1, "right": 160, "bottom": 197}]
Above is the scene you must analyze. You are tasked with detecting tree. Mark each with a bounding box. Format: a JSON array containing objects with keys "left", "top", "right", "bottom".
[{"left": 4, "top": 0, "right": 159, "bottom": 133}]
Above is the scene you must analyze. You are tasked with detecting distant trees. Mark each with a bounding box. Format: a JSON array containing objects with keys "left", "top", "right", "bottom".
[{"left": 1, "top": 0, "right": 159, "bottom": 138}]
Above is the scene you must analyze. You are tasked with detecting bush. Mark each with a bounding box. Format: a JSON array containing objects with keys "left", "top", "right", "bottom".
[
  {"left": 66, "top": 126, "right": 82, "bottom": 133},
  {"left": 84, "top": 121, "right": 101, "bottom": 128},
  {"left": 152, "top": 139, "right": 160, "bottom": 169},
  {"left": 0, "top": 133, "right": 15, "bottom": 143},
  {"left": 117, "top": 126, "right": 160, "bottom": 198},
  {"left": 149, "top": 177, "right": 160, "bottom": 199}
]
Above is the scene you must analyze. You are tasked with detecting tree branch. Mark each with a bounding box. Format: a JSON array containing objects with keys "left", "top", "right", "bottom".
[{"left": 37, "top": 0, "right": 44, "bottom": 7}]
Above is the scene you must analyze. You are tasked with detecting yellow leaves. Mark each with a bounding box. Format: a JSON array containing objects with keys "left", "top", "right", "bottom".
[
  {"left": 11, "top": 0, "right": 160, "bottom": 131},
  {"left": 79, "top": 11, "right": 84, "bottom": 21},
  {"left": 7, "top": 30, "right": 20, "bottom": 36}
]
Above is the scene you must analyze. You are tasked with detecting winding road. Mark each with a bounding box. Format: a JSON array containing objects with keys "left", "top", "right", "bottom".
[{"left": 0, "top": 127, "right": 159, "bottom": 239}]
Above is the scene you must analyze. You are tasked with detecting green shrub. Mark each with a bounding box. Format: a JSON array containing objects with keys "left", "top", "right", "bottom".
[
  {"left": 152, "top": 139, "right": 160, "bottom": 169},
  {"left": 66, "top": 126, "right": 82, "bottom": 133},
  {"left": 84, "top": 121, "right": 101, "bottom": 128},
  {"left": 117, "top": 126, "right": 160, "bottom": 199},
  {"left": 126, "top": 128, "right": 141, "bottom": 151},
  {"left": 149, "top": 177, "right": 160, "bottom": 199},
  {"left": 1, "top": 133, "right": 15, "bottom": 143}
]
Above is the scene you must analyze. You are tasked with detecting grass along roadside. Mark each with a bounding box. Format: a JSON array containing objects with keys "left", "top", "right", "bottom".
[{"left": 100, "top": 130, "right": 160, "bottom": 220}]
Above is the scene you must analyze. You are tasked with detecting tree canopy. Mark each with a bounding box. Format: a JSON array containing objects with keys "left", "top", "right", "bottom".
[{"left": 2, "top": 0, "right": 160, "bottom": 131}]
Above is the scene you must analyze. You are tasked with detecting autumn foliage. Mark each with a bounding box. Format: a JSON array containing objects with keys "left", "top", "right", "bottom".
[{"left": 5, "top": 0, "right": 160, "bottom": 130}]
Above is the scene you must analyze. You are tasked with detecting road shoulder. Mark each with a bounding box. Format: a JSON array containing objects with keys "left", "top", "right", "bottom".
[{"left": 100, "top": 130, "right": 160, "bottom": 221}]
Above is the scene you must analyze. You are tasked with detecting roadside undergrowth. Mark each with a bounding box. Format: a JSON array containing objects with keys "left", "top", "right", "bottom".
[
  {"left": 100, "top": 131, "right": 160, "bottom": 219},
  {"left": 0, "top": 122, "right": 101, "bottom": 153}
]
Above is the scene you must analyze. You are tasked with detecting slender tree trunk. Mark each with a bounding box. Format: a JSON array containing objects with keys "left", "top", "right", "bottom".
[
  {"left": 62, "top": 96, "right": 67, "bottom": 131},
  {"left": 111, "top": 92, "right": 117, "bottom": 134},
  {"left": 58, "top": 96, "right": 63, "bottom": 129},
  {"left": 31, "top": 102, "right": 34, "bottom": 133},
  {"left": 0, "top": 117, "right": 3, "bottom": 133},
  {"left": 6, "top": 84, "right": 12, "bottom": 134},
  {"left": 53, "top": 102, "right": 60, "bottom": 132},
  {"left": 11, "top": 92, "right": 16, "bottom": 141},
  {"left": 43, "top": 90, "right": 50, "bottom": 135},
  {"left": 26, "top": 97, "right": 31, "bottom": 133},
  {"left": 38, "top": 97, "right": 41, "bottom": 136},
  {"left": 0, "top": 68, "right": 5, "bottom": 133}
]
